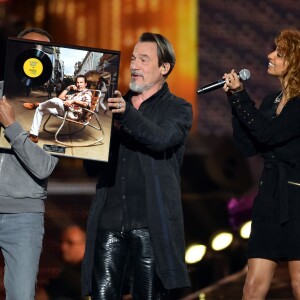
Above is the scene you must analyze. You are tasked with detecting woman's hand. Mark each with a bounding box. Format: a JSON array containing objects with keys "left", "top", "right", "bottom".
[{"left": 223, "top": 69, "right": 244, "bottom": 93}]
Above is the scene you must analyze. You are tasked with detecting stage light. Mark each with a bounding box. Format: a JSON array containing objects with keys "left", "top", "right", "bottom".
[
  {"left": 240, "top": 221, "right": 252, "bottom": 239},
  {"left": 185, "top": 244, "right": 207, "bottom": 264},
  {"left": 211, "top": 232, "right": 233, "bottom": 251}
]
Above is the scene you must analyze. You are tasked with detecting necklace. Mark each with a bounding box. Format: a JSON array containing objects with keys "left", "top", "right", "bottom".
[
  {"left": 274, "top": 91, "right": 283, "bottom": 103},
  {"left": 274, "top": 91, "right": 286, "bottom": 117}
]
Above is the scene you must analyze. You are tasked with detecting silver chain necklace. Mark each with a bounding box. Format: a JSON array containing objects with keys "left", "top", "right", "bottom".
[{"left": 274, "top": 91, "right": 283, "bottom": 103}]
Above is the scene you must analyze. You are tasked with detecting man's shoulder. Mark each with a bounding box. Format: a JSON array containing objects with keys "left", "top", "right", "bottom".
[
  {"left": 161, "top": 84, "right": 190, "bottom": 105},
  {"left": 81, "top": 89, "right": 92, "bottom": 96},
  {"left": 164, "top": 90, "right": 191, "bottom": 108}
]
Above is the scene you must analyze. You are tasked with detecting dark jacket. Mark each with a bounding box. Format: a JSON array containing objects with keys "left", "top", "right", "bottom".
[
  {"left": 81, "top": 83, "right": 192, "bottom": 295},
  {"left": 229, "top": 89, "right": 300, "bottom": 225}
]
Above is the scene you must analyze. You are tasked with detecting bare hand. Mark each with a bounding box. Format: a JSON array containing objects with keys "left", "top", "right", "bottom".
[
  {"left": 108, "top": 90, "right": 126, "bottom": 114},
  {"left": 223, "top": 69, "right": 244, "bottom": 93},
  {"left": 0, "top": 96, "right": 16, "bottom": 127},
  {"left": 68, "top": 85, "right": 77, "bottom": 91},
  {"left": 64, "top": 99, "right": 73, "bottom": 107}
]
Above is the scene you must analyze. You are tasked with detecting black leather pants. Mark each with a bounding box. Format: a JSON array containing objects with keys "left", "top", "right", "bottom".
[{"left": 92, "top": 229, "right": 162, "bottom": 300}]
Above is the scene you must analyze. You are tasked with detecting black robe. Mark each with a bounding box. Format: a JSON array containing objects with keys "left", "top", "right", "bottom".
[{"left": 81, "top": 83, "right": 193, "bottom": 296}]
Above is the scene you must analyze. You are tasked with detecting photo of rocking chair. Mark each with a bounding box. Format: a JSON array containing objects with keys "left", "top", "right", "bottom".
[{"left": 43, "top": 89, "right": 105, "bottom": 147}]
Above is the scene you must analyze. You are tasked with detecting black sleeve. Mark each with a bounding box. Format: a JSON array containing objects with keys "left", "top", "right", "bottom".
[
  {"left": 231, "top": 112, "right": 259, "bottom": 157},
  {"left": 117, "top": 98, "right": 192, "bottom": 153},
  {"left": 228, "top": 90, "right": 300, "bottom": 146}
]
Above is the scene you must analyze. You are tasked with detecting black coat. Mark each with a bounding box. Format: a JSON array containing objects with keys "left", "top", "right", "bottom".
[
  {"left": 229, "top": 89, "right": 300, "bottom": 259},
  {"left": 81, "top": 83, "right": 193, "bottom": 295}
]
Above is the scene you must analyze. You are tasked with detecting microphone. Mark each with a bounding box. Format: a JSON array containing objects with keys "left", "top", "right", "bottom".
[{"left": 197, "top": 69, "right": 251, "bottom": 94}]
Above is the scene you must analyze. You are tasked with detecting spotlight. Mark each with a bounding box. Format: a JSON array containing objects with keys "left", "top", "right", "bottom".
[
  {"left": 240, "top": 221, "right": 252, "bottom": 239},
  {"left": 211, "top": 232, "right": 233, "bottom": 251},
  {"left": 185, "top": 244, "right": 207, "bottom": 264}
]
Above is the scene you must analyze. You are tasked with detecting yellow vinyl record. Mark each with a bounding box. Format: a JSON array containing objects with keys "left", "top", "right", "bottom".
[
  {"left": 14, "top": 48, "right": 52, "bottom": 86},
  {"left": 23, "top": 58, "right": 44, "bottom": 78}
]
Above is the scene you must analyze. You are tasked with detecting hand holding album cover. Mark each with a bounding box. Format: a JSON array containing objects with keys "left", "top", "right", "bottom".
[{"left": 2, "top": 38, "right": 121, "bottom": 162}]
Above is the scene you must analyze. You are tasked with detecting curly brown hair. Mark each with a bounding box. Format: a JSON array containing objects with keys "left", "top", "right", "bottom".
[{"left": 275, "top": 29, "right": 300, "bottom": 100}]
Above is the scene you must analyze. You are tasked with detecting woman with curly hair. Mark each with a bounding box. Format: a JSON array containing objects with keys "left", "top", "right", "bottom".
[{"left": 223, "top": 29, "right": 300, "bottom": 299}]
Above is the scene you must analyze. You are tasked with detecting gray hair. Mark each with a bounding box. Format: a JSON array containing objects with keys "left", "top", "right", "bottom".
[{"left": 139, "top": 32, "right": 176, "bottom": 78}]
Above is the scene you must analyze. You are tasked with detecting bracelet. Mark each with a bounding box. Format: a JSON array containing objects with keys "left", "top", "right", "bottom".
[{"left": 65, "top": 87, "right": 70, "bottom": 92}]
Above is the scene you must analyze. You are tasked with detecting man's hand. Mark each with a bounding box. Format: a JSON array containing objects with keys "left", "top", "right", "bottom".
[
  {"left": 67, "top": 85, "right": 77, "bottom": 91},
  {"left": 64, "top": 99, "right": 74, "bottom": 107},
  {"left": 0, "top": 96, "right": 16, "bottom": 127},
  {"left": 108, "top": 90, "right": 126, "bottom": 114}
]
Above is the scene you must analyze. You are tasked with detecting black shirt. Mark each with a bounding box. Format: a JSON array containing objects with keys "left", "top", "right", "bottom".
[{"left": 98, "top": 102, "right": 147, "bottom": 232}]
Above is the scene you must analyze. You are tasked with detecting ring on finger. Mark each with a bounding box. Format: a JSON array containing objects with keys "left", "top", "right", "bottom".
[{"left": 117, "top": 103, "right": 122, "bottom": 109}]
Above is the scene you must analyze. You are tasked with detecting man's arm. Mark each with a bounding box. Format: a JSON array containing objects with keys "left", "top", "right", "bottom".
[
  {"left": 76, "top": 90, "right": 92, "bottom": 108},
  {"left": 0, "top": 96, "right": 58, "bottom": 179},
  {"left": 58, "top": 88, "right": 69, "bottom": 99},
  {"left": 65, "top": 98, "right": 89, "bottom": 108},
  {"left": 65, "top": 90, "right": 92, "bottom": 108},
  {"left": 58, "top": 84, "right": 77, "bottom": 99}
]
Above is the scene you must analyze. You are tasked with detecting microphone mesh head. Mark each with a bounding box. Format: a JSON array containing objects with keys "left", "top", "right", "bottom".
[{"left": 239, "top": 69, "right": 251, "bottom": 80}]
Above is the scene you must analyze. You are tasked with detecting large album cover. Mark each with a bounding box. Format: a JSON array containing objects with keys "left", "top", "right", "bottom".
[{"left": 2, "top": 38, "right": 121, "bottom": 162}]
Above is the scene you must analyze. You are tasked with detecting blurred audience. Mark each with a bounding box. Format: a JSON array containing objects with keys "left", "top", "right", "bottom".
[{"left": 36, "top": 225, "right": 86, "bottom": 300}]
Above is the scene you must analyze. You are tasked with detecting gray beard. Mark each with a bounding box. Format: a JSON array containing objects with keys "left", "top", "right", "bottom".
[{"left": 129, "top": 80, "right": 154, "bottom": 93}]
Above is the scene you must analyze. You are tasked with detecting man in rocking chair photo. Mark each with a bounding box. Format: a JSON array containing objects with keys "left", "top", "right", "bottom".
[{"left": 23, "top": 75, "right": 92, "bottom": 143}]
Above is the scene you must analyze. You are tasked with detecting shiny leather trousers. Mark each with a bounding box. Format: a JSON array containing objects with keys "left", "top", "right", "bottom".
[{"left": 92, "top": 229, "right": 162, "bottom": 300}]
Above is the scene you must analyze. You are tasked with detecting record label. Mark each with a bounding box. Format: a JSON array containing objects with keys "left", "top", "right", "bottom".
[
  {"left": 23, "top": 58, "right": 43, "bottom": 78},
  {"left": 14, "top": 48, "right": 53, "bottom": 86}
]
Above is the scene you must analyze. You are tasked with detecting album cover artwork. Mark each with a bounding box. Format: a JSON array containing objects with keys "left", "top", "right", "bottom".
[{"left": 2, "top": 38, "right": 121, "bottom": 162}]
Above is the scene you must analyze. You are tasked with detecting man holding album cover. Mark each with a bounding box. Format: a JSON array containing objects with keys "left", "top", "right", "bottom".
[
  {"left": 0, "top": 28, "right": 58, "bottom": 300},
  {"left": 82, "top": 32, "right": 192, "bottom": 299}
]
